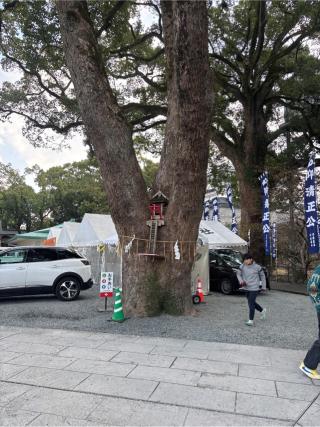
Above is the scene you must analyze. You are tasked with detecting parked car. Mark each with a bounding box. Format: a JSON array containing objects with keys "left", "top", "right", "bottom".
[
  {"left": 209, "top": 249, "right": 270, "bottom": 294},
  {"left": 0, "top": 246, "right": 93, "bottom": 301},
  {"left": 0, "top": 247, "right": 10, "bottom": 252}
]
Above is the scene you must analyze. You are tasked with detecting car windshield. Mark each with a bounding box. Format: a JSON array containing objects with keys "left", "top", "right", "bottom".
[{"left": 218, "top": 253, "right": 242, "bottom": 268}]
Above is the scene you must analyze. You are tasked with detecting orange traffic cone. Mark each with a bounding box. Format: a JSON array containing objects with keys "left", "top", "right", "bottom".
[{"left": 196, "top": 278, "right": 205, "bottom": 303}]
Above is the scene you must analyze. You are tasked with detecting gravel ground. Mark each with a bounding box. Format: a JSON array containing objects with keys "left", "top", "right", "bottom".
[{"left": 0, "top": 285, "right": 317, "bottom": 350}]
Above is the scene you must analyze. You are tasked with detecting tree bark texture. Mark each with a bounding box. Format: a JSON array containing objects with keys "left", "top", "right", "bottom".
[
  {"left": 235, "top": 104, "right": 267, "bottom": 263},
  {"left": 56, "top": 1, "right": 211, "bottom": 316},
  {"left": 214, "top": 103, "right": 267, "bottom": 263},
  {"left": 155, "top": 1, "right": 212, "bottom": 312}
]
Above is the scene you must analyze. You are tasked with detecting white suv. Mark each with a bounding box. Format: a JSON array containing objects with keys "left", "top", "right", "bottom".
[{"left": 0, "top": 246, "right": 93, "bottom": 301}]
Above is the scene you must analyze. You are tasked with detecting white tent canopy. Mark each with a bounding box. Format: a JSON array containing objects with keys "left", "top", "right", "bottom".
[
  {"left": 199, "top": 220, "right": 247, "bottom": 251},
  {"left": 72, "top": 213, "right": 117, "bottom": 246},
  {"left": 46, "top": 226, "right": 62, "bottom": 242},
  {"left": 47, "top": 213, "right": 246, "bottom": 253},
  {"left": 56, "top": 222, "right": 80, "bottom": 247},
  {"left": 69, "top": 214, "right": 247, "bottom": 250}
]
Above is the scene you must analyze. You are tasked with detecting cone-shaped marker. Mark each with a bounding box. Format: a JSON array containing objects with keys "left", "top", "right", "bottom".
[
  {"left": 112, "top": 288, "right": 125, "bottom": 322},
  {"left": 196, "top": 278, "right": 205, "bottom": 303}
]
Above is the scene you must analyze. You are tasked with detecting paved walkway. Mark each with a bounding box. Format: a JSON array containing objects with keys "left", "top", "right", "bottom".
[
  {"left": 0, "top": 326, "right": 319, "bottom": 426},
  {"left": 270, "top": 281, "right": 308, "bottom": 295}
]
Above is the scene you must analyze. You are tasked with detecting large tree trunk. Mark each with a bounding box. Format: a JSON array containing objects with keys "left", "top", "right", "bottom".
[
  {"left": 56, "top": 1, "right": 211, "bottom": 316},
  {"left": 236, "top": 103, "right": 268, "bottom": 263},
  {"left": 154, "top": 1, "right": 212, "bottom": 313},
  {"left": 215, "top": 101, "right": 267, "bottom": 264},
  {"left": 235, "top": 163, "right": 264, "bottom": 263}
]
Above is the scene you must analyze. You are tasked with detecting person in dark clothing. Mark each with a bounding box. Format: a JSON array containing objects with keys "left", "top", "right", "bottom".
[
  {"left": 300, "top": 265, "right": 320, "bottom": 380},
  {"left": 237, "top": 253, "right": 267, "bottom": 326}
]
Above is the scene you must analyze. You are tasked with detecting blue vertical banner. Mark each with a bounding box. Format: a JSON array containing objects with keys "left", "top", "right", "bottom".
[
  {"left": 304, "top": 154, "right": 319, "bottom": 254},
  {"left": 226, "top": 186, "right": 238, "bottom": 234},
  {"left": 203, "top": 200, "right": 210, "bottom": 220},
  {"left": 271, "top": 222, "right": 277, "bottom": 260},
  {"left": 258, "top": 172, "right": 271, "bottom": 256},
  {"left": 212, "top": 197, "right": 219, "bottom": 221}
]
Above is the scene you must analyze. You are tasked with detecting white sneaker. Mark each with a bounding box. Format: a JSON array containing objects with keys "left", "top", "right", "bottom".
[
  {"left": 260, "top": 308, "right": 267, "bottom": 320},
  {"left": 299, "top": 362, "right": 320, "bottom": 380},
  {"left": 245, "top": 320, "right": 253, "bottom": 326}
]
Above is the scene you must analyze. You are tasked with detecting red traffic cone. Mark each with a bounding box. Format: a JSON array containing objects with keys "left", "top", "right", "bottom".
[{"left": 196, "top": 278, "right": 205, "bottom": 303}]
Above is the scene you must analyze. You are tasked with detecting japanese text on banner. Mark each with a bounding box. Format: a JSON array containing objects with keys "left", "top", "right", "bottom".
[
  {"left": 259, "top": 172, "right": 271, "bottom": 256},
  {"left": 304, "top": 155, "right": 319, "bottom": 254}
]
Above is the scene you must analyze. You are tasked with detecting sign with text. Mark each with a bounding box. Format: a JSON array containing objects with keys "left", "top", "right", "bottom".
[
  {"left": 99, "top": 272, "right": 113, "bottom": 298},
  {"left": 259, "top": 172, "right": 271, "bottom": 256},
  {"left": 304, "top": 155, "right": 319, "bottom": 254}
]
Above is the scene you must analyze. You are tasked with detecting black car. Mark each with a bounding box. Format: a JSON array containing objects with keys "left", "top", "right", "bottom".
[{"left": 209, "top": 249, "right": 270, "bottom": 294}]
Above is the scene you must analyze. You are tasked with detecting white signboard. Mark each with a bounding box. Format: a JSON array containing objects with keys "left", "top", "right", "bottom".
[{"left": 99, "top": 271, "right": 113, "bottom": 298}]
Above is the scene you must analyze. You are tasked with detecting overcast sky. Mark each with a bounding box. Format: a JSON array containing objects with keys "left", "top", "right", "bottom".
[{"left": 0, "top": 68, "right": 88, "bottom": 185}]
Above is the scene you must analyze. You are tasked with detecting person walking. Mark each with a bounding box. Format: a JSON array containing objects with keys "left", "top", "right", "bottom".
[
  {"left": 299, "top": 265, "right": 320, "bottom": 380},
  {"left": 237, "top": 253, "right": 267, "bottom": 326}
]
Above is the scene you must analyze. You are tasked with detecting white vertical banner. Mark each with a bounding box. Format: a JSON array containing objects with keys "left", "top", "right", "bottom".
[{"left": 226, "top": 185, "right": 238, "bottom": 234}]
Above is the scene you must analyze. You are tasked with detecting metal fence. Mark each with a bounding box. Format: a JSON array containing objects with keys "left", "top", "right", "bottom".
[{"left": 74, "top": 245, "right": 122, "bottom": 287}]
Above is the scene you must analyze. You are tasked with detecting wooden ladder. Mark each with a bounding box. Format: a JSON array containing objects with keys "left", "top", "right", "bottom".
[{"left": 148, "top": 220, "right": 158, "bottom": 253}]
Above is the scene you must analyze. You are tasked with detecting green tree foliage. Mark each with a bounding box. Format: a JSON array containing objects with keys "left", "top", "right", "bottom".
[
  {"left": 0, "top": 161, "right": 24, "bottom": 189},
  {"left": 0, "top": 162, "right": 36, "bottom": 230},
  {"left": 0, "top": 0, "right": 166, "bottom": 149},
  {"left": 140, "top": 158, "right": 159, "bottom": 191},
  {"left": 34, "top": 158, "right": 109, "bottom": 224},
  {"left": 3, "top": 0, "right": 320, "bottom": 265},
  {"left": 208, "top": 0, "right": 320, "bottom": 260},
  {"left": 207, "top": 145, "right": 239, "bottom": 202},
  {"left": 0, "top": 159, "right": 109, "bottom": 230}
]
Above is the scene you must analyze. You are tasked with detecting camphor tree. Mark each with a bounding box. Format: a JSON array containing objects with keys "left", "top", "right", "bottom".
[
  {"left": 0, "top": 1, "right": 212, "bottom": 316},
  {"left": 208, "top": 0, "right": 320, "bottom": 261},
  {"left": 33, "top": 159, "right": 109, "bottom": 224},
  {"left": 3, "top": 0, "right": 320, "bottom": 270},
  {"left": 0, "top": 162, "right": 36, "bottom": 231}
]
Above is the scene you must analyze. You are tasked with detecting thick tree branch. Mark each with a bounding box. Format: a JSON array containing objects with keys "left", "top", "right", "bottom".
[
  {"left": 133, "top": 119, "right": 166, "bottom": 132},
  {"left": 121, "top": 103, "right": 167, "bottom": 116},
  {"left": 96, "top": 0, "right": 127, "bottom": 37},
  {"left": 240, "top": 5, "right": 252, "bottom": 54},
  {"left": 109, "top": 31, "right": 163, "bottom": 55},
  {"left": 111, "top": 48, "right": 164, "bottom": 63},
  {"left": 209, "top": 43, "right": 242, "bottom": 76},
  {"left": 109, "top": 67, "right": 166, "bottom": 92},
  {"left": 0, "top": 107, "right": 82, "bottom": 133},
  {"left": 55, "top": 0, "right": 149, "bottom": 237},
  {"left": 248, "top": 1, "right": 260, "bottom": 60},
  {"left": 135, "top": 68, "right": 166, "bottom": 92},
  {"left": 267, "top": 123, "right": 291, "bottom": 143},
  {"left": 210, "top": 127, "right": 238, "bottom": 162},
  {"left": 261, "top": 31, "right": 311, "bottom": 78},
  {"left": 251, "top": 1, "right": 267, "bottom": 72},
  {"left": 3, "top": 52, "right": 68, "bottom": 103},
  {"left": 213, "top": 69, "right": 245, "bottom": 102},
  {"left": 219, "top": 117, "right": 241, "bottom": 144}
]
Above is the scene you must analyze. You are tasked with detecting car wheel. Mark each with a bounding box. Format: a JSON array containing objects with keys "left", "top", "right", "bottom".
[
  {"left": 192, "top": 294, "right": 201, "bottom": 304},
  {"left": 55, "top": 276, "right": 81, "bottom": 301},
  {"left": 220, "top": 279, "right": 233, "bottom": 295}
]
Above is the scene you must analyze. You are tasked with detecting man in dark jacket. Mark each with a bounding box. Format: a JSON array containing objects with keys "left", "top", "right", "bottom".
[
  {"left": 300, "top": 265, "right": 320, "bottom": 380},
  {"left": 237, "top": 253, "right": 267, "bottom": 326}
]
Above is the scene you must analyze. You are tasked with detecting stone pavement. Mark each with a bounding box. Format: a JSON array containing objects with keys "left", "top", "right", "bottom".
[
  {"left": 0, "top": 326, "right": 319, "bottom": 426},
  {"left": 270, "top": 281, "right": 308, "bottom": 295}
]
